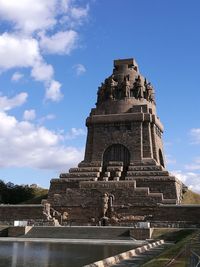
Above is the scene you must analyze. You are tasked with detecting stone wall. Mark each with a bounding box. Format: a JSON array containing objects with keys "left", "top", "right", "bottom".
[
  {"left": 85, "top": 119, "right": 143, "bottom": 163},
  {"left": 0, "top": 203, "right": 200, "bottom": 227},
  {"left": 133, "top": 177, "right": 182, "bottom": 200},
  {"left": 8, "top": 226, "right": 32, "bottom": 237},
  {"left": 115, "top": 205, "right": 200, "bottom": 226},
  {"left": 48, "top": 178, "right": 180, "bottom": 208},
  {"left": 84, "top": 109, "right": 164, "bottom": 164},
  {"left": 0, "top": 204, "right": 44, "bottom": 223}
]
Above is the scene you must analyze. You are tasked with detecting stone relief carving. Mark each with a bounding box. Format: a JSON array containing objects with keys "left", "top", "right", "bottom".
[
  {"left": 42, "top": 199, "right": 61, "bottom": 226},
  {"left": 122, "top": 75, "right": 131, "bottom": 98},
  {"left": 101, "top": 192, "right": 115, "bottom": 219},
  {"left": 133, "top": 75, "right": 144, "bottom": 99},
  {"left": 102, "top": 192, "right": 109, "bottom": 217},
  {"left": 144, "top": 80, "right": 155, "bottom": 103},
  {"left": 96, "top": 73, "right": 155, "bottom": 104},
  {"left": 42, "top": 201, "right": 52, "bottom": 220}
]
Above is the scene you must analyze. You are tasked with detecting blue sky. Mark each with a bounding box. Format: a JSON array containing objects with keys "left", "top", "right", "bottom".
[{"left": 0, "top": 0, "right": 200, "bottom": 191}]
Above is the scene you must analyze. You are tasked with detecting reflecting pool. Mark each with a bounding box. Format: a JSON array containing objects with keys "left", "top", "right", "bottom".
[{"left": 0, "top": 241, "right": 137, "bottom": 267}]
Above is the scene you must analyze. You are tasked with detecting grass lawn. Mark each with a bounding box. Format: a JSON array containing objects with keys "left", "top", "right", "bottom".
[{"left": 182, "top": 190, "right": 200, "bottom": 204}]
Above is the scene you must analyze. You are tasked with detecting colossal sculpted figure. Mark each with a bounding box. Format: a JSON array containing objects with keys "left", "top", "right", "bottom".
[
  {"left": 102, "top": 193, "right": 109, "bottom": 217},
  {"left": 133, "top": 75, "right": 143, "bottom": 99},
  {"left": 122, "top": 75, "right": 131, "bottom": 98},
  {"left": 107, "top": 75, "right": 118, "bottom": 99},
  {"left": 145, "top": 82, "right": 155, "bottom": 102}
]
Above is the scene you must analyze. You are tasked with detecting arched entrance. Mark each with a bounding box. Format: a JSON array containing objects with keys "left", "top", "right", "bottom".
[{"left": 102, "top": 144, "right": 130, "bottom": 179}]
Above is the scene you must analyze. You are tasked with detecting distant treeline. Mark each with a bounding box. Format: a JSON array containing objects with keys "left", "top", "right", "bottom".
[{"left": 0, "top": 180, "right": 47, "bottom": 204}]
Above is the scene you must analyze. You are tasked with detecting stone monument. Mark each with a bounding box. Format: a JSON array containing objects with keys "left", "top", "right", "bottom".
[{"left": 48, "top": 58, "right": 184, "bottom": 225}]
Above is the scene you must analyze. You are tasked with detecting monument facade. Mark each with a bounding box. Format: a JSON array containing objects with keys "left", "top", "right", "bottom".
[{"left": 48, "top": 58, "right": 184, "bottom": 225}]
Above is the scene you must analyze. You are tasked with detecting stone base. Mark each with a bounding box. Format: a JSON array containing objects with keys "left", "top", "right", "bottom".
[
  {"left": 48, "top": 174, "right": 183, "bottom": 225},
  {"left": 47, "top": 159, "right": 185, "bottom": 225}
]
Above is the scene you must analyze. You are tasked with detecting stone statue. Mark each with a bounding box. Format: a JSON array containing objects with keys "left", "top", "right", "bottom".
[
  {"left": 107, "top": 75, "right": 118, "bottom": 99},
  {"left": 133, "top": 75, "right": 144, "bottom": 99},
  {"left": 122, "top": 75, "right": 130, "bottom": 98},
  {"left": 102, "top": 193, "right": 109, "bottom": 217},
  {"left": 145, "top": 82, "right": 155, "bottom": 102},
  {"left": 97, "top": 75, "right": 118, "bottom": 103},
  {"left": 62, "top": 211, "right": 69, "bottom": 220},
  {"left": 42, "top": 201, "right": 52, "bottom": 220}
]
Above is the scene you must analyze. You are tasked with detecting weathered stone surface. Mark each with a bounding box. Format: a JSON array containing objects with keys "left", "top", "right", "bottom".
[
  {"left": 60, "top": 172, "right": 100, "bottom": 178},
  {"left": 126, "top": 171, "right": 169, "bottom": 176},
  {"left": 47, "top": 58, "right": 190, "bottom": 226}
]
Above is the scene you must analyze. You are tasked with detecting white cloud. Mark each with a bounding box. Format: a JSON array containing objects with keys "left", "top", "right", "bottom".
[
  {"left": 0, "top": 0, "right": 89, "bottom": 34},
  {"left": 0, "top": 1, "right": 90, "bottom": 101},
  {"left": 190, "top": 128, "right": 200, "bottom": 144},
  {"left": 70, "top": 5, "right": 89, "bottom": 20},
  {"left": 171, "top": 170, "right": 200, "bottom": 193},
  {"left": 66, "top": 127, "right": 86, "bottom": 139},
  {"left": 45, "top": 80, "right": 63, "bottom": 102},
  {"left": 73, "top": 64, "right": 86, "bottom": 76},
  {"left": 0, "top": 111, "right": 84, "bottom": 170},
  {"left": 0, "top": 0, "right": 57, "bottom": 34},
  {"left": 60, "top": 4, "right": 89, "bottom": 26},
  {"left": 23, "top": 109, "right": 36, "bottom": 121},
  {"left": 31, "top": 61, "right": 54, "bottom": 82},
  {"left": 0, "top": 92, "right": 28, "bottom": 111},
  {"left": 38, "top": 114, "right": 56, "bottom": 124},
  {"left": 11, "top": 72, "right": 24, "bottom": 82},
  {"left": 185, "top": 158, "right": 200, "bottom": 171},
  {"left": 0, "top": 33, "right": 41, "bottom": 70},
  {"left": 39, "top": 30, "right": 78, "bottom": 55}
]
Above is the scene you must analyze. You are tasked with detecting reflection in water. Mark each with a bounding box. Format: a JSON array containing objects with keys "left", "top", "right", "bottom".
[
  {"left": 0, "top": 241, "right": 136, "bottom": 267},
  {"left": 11, "top": 242, "right": 18, "bottom": 267}
]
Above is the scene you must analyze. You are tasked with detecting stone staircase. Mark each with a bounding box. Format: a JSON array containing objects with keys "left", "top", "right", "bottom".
[
  {"left": 60, "top": 162, "right": 170, "bottom": 181},
  {"left": 51, "top": 161, "right": 179, "bottom": 206},
  {"left": 60, "top": 165, "right": 102, "bottom": 180},
  {"left": 23, "top": 226, "right": 132, "bottom": 239}
]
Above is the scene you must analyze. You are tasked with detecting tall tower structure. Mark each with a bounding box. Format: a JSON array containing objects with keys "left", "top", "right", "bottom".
[
  {"left": 84, "top": 58, "right": 164, "bottom": 170},
  {"left": 48, "top": 58, "right": 183, "bottom": 224}
]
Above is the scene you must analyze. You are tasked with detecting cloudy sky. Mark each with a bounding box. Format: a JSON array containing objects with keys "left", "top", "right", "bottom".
[{"left": 0, "top": 0, "right": 200, "bottom": 191}]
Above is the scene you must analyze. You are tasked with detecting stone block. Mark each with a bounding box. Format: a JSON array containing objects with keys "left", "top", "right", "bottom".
[
  {"left": 107, "top": 166, "right": 123, "bottom": 172},
  {"left": 60, "top": 172, "right": 100, "bottom": 178},
  {"left": 8, "top": 226, "right": 33, "bottom": 237}
]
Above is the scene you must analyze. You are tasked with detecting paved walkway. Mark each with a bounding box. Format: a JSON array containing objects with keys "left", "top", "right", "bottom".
[{"left": 110, "top": 243, "right": 172, "bottom": 267}]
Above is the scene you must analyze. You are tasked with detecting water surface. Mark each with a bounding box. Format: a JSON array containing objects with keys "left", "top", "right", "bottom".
[{"left": 0, "top": 241, "right": 137, "bottom": 267}]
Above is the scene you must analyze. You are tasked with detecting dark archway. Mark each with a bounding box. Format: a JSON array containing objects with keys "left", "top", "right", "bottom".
[
  {"left": 159, "top": 149, "right": 165, "bottom": 168},
  {"left": 102, "top": 144, "right": 130, "bottom": 179}
]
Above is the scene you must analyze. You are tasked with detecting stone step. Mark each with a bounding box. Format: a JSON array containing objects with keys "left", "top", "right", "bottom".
[
  {"left": 78, "top": 161, "right": 102, "bottom": 168},
  {"left": 69, "top": 167, "right": 102, "bottom": 173},
  {"left": 148, "top": 192, "right": 164, "bottom": 198},
  {"left": 129, "top": 159, "right": 157, "bottom": 166},
  {"left": 107, "top": 166, "right": 123, "bottom": 172},
  {"left": 126, "top": 171, "right": 169, "bottom": 177},
  {"left": 60, "top": 172, "right": 100, "bottom": 178},
  {"left": 107, "top": 161, "right": 124, "bottom": 166},
  {"left": 59, "top": 177, "right": 97, "bottom": 181},
  {"left": 128, "top": 165, "right": 163, "bottom": 171},
  {"left": 134, "top": 187, "right": 149, "bottom": 195},
  {"left": 24, "top": 226, "right": 132, "bottom": 239},
  {"left": 110, "top": 243, "right": 171, "bottom": 267},
  {"left": 161, "top": 199, "right": 177, "bottom": 204}
]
